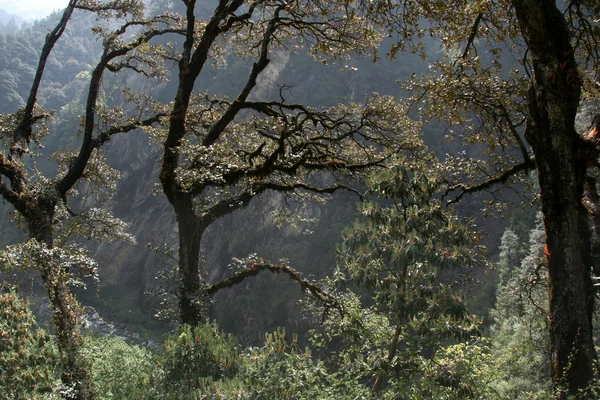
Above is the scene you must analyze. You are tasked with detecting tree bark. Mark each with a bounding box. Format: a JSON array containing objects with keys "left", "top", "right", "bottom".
[
  {"left": 173, "top": 193, "right": 204, "bottom": 325},
  {"left": 512, "top": 0, "right": 598, "bottom": 395}
]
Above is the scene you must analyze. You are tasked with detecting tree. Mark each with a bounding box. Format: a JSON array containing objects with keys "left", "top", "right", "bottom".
[
  {"left": 0, "top": 1, "right": 181, "bottom": 397},
  {"left": 510, "top": 2, "right": 599, "bottom": 394},
  {"left": 154, "top": 0, "right": 423, "bottom": 325},
  {"left": 363, "top": 0, "right": 600, "bottom": 395},
  {"left": 330, "top": 159, "right": 484, "bottom": 397}
]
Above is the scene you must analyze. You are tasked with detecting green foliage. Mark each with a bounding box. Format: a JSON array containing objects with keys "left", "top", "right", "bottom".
[
  {"left": 0, "top": 283, "right": 60, "bottom": 399},
  {"left": 337, "top": 159, "right": 484, "bottom": 338},
  {"left": 308, "top": 291, "right": 498, "bottom": 399},
  {"left": 237, "top": 329, "right": 336, "bottom": 400},
  {"left": 191, "top": 327, "right": 369, "bottom": 400},
  {"left": 310, "top": 159, "right": 488, "bottom": 397},
  {"left": 308, "top": 291, "right": 399, "bottom": 397},
  {"left": 420, "top": 340, "right": 498, "bottom": 400},
  {"left": 160, "top": 322, "right": 241, "bottom": 397},
  {"left": 82, "top": 335, "right": 161, "bottom": 400}
]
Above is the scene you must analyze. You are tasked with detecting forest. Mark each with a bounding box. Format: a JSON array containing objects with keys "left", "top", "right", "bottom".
[{"left": 0, "top": 0, "right": 599, "bottom": 399}]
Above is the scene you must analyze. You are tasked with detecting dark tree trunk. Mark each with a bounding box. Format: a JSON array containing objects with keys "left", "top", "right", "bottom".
[
  {"left": 512, "top": 0, "right": 598, "bottom": 395},
  {"left": 174, "top": 193, "right": 204, "bottom": 325},
  {"left": 25, "top": 197, "right": 93, "bottom": 400}
]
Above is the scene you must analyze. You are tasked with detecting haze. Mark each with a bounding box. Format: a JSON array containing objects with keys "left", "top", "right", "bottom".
[{"left": 0, "top": 0, "right": 69, "bottom": 21}]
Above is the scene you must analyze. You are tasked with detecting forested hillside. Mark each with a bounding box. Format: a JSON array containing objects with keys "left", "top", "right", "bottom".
[{"left": 0, "top": 0, "right": 599, "bottom": 399}]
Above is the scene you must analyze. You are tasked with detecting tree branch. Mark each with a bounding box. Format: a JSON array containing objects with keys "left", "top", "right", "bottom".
[
  {"left": 0, "top": 180, "right": 23, "bottom": 211},
  {"left": 499, "top": 101, "right": 531, "bottom": 164},
  {"left": 198, "top": 181, "right": 361, "bottom": 225},
  {"left": 259, "top": 181, "right": 364, "bottom": 199},
  {"left": 161, "top": 0, "right": 245, "bottom": 201},
  {"left": 444, "top": 159, "right": 536, "bottom": 205},
  {"left": 462, "top": 13, "right": 483, "bottom": 59},
  {"left": 12, "top": 0, "right": 77, "bottom": 145},
  {"left": 202, "top": 4, "right": 285, "bottom": 147},
  {"left": 95, "top": 113, "right": 167, "bottom": 146},
  {"left": 57, "top": 24, "right": 175, "bottom": 196},
  {"left": 205, "top": 261, "right": 343, "bottom": 317},
  {"left": 0, "top": 154, "right": 26, "bottom": 199}
]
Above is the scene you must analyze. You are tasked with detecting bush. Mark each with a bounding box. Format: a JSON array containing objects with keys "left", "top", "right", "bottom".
[
  {"left": 83, "top": 335, "right": 161, "bottom": 400},
  {"left": 0, "top": 283, "right": 60, "bottom": 399},
  {"left": 160, "top": 322, "right": 241, "bottom": 397},
  {"left": 239, "top": 328, "right": 337, "bottom": 400}
]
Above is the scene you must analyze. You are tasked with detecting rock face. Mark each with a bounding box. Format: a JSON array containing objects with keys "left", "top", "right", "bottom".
[{"left": 85, "top": 312, "right": 108, "bottom": 333}]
